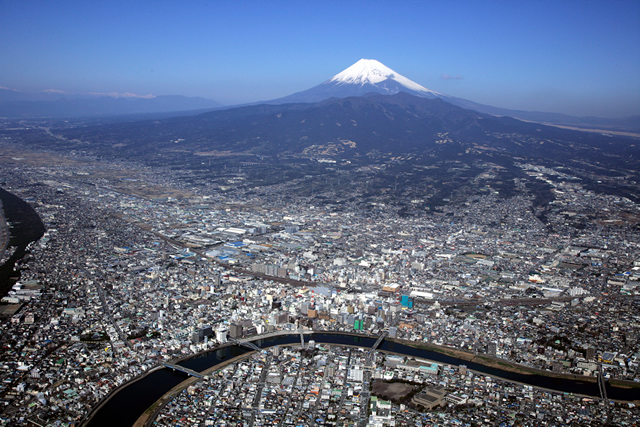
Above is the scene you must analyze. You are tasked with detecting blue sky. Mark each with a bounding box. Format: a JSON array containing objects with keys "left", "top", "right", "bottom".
[{"left": 1, "top": 0, "right": 639, "bottom": 117}]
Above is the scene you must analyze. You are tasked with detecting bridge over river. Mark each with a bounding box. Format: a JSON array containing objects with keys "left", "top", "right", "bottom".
[
  {"left": 163, "top": 363, "right": 204, "bottom": 379},
  {"left": 83, "top": 331, "right": 639, "bottom": 427}
]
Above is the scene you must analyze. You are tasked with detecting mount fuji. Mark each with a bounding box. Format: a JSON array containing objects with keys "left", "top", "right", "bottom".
[
  {"left": 269, "top": 59, "right": 442, "bottom": 104},
  {"left": 266, "top": 59, "right": 639, "bottom": 134},
  {"left": 265, "top": 58, "right": 547, "bottom": 119}
]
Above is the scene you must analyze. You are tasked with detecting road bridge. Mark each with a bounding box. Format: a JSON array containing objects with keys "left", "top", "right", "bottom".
[
  {"left": 230, "top": 339, "right": 261, "bottom": 352},
  {"left": 597, "top": 364, "right": 613, "bottom": 425},
  {"left": 163, "top": 363, "right": 204, "bottom": 379},
  {"left": 370, "top": 331, "right": 387, "bottom": 354},
  {"left": 598, "top": 364, "right": 608, "bottom": 401}
]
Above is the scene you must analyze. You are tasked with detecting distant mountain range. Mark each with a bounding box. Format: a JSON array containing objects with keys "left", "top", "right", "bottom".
[
  {"left": 1, "top": 59, "right": 637, "bottom": 134},
  {"left": 0, "top": 89, "right": 223, "bottom": 118}
]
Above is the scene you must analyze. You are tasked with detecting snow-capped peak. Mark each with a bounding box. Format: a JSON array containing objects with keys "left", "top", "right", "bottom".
[{"left": 328, "top": 59, "right": 441, "bottom": 97}]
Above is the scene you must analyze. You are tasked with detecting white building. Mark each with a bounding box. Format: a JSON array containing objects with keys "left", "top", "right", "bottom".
[{"left": 216, "top": 326, "right": 228, "bottom": 343}]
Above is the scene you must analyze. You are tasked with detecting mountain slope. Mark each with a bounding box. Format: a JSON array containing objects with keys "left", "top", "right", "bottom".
[
  {"left": 48, "top": 92, "right": 638, "bottom": 171},
  {"left": 5, "top": 91, "right": 639, "bottom": 207},
  {"left": 265, "top": 59, "right": 640, "bottom": 133}
]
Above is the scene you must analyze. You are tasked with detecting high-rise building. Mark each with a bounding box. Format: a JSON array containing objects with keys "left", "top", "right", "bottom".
[
  {"left": 276, "top": 312, "right": 289, "bottom": 324},
  {"left": 229, "top": 324, "right": 243, "bottom": 339},
  {"left": 192, "top": 326, "right": 213, "bottom": 343},
  {"left": 325, "top": 364, "right": 336, "bottom": 378},
  {"left": 300, "top": 302, "right": 310, "bottom": 315},
  {"left": 216, "top": 326, "right": 228, "bottom": 343},
  {"left": 487, "top": 342, "right": 497, "bottom": 356},
  {"left": 201, "top": 325, "right": 212, "bottom": 338},
  {"left": 347, "top": 314, "right": 355, "bottom": 326},
  {"left": 364, "top": 317, "right": 372, "bottom": 329},
  {"left": 586, "top": 347, "right": 596, "bottom": 360},
  {"left": 401, "top": 295, "right": 414, "bottom": 308},
  {"left": 384, "top": 311, "right": 393, "bottom": 324}
]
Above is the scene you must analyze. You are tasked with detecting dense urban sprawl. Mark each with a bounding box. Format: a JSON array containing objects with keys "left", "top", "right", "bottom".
[{"left": 0, "top": 151, "right": 639, "bottom": 426}]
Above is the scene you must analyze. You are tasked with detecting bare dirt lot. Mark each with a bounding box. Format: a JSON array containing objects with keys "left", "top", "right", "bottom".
[{"left": 371, "top": 380, "right": 418, "bottom": 402}]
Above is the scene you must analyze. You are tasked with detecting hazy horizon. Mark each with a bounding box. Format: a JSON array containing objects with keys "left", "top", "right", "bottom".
[{"left": 1, "top": 0, "right": 639, "bottom": 118}]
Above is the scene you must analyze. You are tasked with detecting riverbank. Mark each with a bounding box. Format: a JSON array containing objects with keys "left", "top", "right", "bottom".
[
  {"left": 81, "top": 365, "right": 166, "bottom": 427},
  {"left": 86, "top": 332, "right": 640, "bottom": 426},
  {"left": 0, "top": 187, "right": 45, "bottom": 298},
  {"left": 134, "top": 351, "right": 256, "bottom": 427},
  {"left": 135, "top": 336, "right": 640, "bottom": 427},
  {"left": 0, "top": 199, "right": 8, "bottom": 262},
  {"left": 136, "top": 341, "right": 325, "bottom": 427},
  {"left": 316, "top": 332, "right": 603, "bottom": 386},
  {"left": 389, "top": 337, "right": 640, "bottom": 392}
]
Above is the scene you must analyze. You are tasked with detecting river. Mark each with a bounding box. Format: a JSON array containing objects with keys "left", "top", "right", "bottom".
[
  {"left": 86, "top": 333, "right": 640, "bottom": 427},
  {"left": 0, "top": 187, "right": 46, "bottom": 297}
]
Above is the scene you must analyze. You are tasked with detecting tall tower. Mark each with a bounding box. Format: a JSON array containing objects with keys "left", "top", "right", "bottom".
[{"left": 216, "top": 326, "right": 228, "bottom": 343}]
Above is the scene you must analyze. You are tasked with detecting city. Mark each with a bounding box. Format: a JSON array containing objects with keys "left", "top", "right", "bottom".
[
  {"left": 0, "top": 141, "right": 638, "bottom": 426},
  {"left": 1, "top": 1, "right": 639, "bottom": 426}
]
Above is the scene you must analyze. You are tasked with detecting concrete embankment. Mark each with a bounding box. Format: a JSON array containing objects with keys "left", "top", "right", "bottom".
[
  {"left": 134, "top": 352, "right": 254, "bottom": 427},
  {"left": 81, "top": 365, "right": 166, "bottom": 427},
  {"left": 90, "top": 331, "right": 640, "bottom": 427}
]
